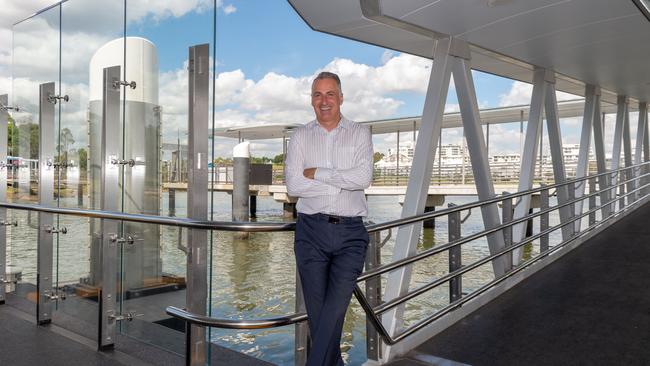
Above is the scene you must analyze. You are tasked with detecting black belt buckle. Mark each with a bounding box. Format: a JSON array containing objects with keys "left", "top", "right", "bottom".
[{"left": 327, "top": 215, "right": 341, "bottom": 224}]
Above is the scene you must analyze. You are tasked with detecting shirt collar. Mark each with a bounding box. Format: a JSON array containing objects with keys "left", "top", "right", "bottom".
[{"left": 309, "top": 115, "right": 350, "bottom": 132}]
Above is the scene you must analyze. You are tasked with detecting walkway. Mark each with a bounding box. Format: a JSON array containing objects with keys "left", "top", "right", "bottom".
[{"left": 390, "top": 201, "right": 650, "bottom": 366}]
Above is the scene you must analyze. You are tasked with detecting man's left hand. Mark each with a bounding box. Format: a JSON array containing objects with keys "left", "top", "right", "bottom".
[{"left": 303, "top": 168, "right": 316, "bottom": 179}]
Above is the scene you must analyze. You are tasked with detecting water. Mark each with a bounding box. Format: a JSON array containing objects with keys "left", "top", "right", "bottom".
[{"left": 5, "top": 191, "right": 566, "bottom": 365}]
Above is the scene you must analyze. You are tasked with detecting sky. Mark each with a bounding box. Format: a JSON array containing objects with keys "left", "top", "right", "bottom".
[{"left": 0, "top": 0, "right": 641, "bottom": 161}]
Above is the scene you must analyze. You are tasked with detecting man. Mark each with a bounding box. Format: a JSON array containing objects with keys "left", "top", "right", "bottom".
[{"left": 286, "top": 71, "right": 373, "bottom": 365}]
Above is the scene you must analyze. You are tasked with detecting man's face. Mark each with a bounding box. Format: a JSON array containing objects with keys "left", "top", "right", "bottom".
[{"left": 311, "top": 78, "right": 343, "bottom": 125}]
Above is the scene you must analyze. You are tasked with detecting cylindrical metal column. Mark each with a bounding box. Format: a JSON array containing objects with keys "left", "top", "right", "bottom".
[{"left": 233, "top": 141, "right": 250, "bottom": 223}]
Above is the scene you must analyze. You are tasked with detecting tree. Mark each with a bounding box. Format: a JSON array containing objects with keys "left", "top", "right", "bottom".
[
  {"left": 78, "top": 148, "right": 87, "bottom": 171},
  {"left": 251, "top": 156, "right": 272, "bottom": 164},
  {"left": 7, "top": 117, "right": 18, "bottom": 157},
  {"left": 373, "top": 152, "right": 385, "bottom": 163},
  {"left": 58, "top": 127, "right": 75, "bottom": 154},
  {"left": 273, "top": 153, "right": 285, "bottom": 164}
]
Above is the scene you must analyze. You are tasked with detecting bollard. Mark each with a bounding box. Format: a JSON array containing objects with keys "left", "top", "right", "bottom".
[
  {"left": 77, "top": 182, "right": 84, "bottom": 206},
  {"left": 168, "top": 188, "right": 176, "bottom": 217},
  {"left": 423, "top": 206, "right": 435, "bottom": 228},
  {"left": 250, "top": 195, "right": 257, "bottom": 218},
  {"left": 233, "top": 142, "right": 250, "bottom": 239}
]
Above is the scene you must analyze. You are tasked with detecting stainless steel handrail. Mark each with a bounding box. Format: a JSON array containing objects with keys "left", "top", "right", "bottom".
[
  {"left": 166, "top": 306, "right": 307, "bottom": 329},
  {"left": 366, "top": 161, "right": 650, "bottom": 234},
  {"left": 358, "top": 169, "right": 650, "bottom": 282},
  {"left": 357, "top": 182, "right": 650, "bottom": 345},
  {"left": 1, "top": 161, "right": 646, "bottom": 234},
  {"left": 161, "top": 161, "right": 650, "bottom": 346},
  {"left": 369, "top": 177, "right": 647, "bottom": 317},
  {"left": 0, "top": 202, "right": 295, "bottom": 232},
  {"left": 4, "top": 160, "right": 648, "bottom": 351}
]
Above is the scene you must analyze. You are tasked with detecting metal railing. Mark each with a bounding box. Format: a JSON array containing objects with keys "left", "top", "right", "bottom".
[
  {"left": 162, "top": 160, "right": 650, "bottom": 364},
  {"left": 1, "top": 161, "right": 649, "bottom": 365}
]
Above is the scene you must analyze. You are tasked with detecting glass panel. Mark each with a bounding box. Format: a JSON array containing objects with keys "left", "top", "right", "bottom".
[
  {"left": 120, "top": 0, "right": 215, "bottom": 356},
  {"left": 9, "top": 3, "right": 60, "bottom": 316},
  {"left": 53, "top": 0, "right": 125, "bottom": 339}
]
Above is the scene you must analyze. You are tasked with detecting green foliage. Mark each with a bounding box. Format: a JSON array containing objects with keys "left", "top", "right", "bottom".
[
  {"left": 78, "top": 148, "right": 87, "bottom": 171},
  {"left": 273, "top": 153, "right": 285, "bottom": 164},
  {"left": 251, "top": 156, "right": 272, "bottom": 164},
  {"left": 373, "top": 152, "right": 385, "bottom": 163}
]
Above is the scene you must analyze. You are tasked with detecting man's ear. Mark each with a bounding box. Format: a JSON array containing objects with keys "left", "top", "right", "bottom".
[{"left": 340, "top": 93, "right": 344, "bottom": 105}]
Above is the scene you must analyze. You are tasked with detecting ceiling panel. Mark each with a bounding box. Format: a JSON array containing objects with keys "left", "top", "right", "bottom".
[{"left": 288, "top": 0, "right": 650, "bottom": 102}]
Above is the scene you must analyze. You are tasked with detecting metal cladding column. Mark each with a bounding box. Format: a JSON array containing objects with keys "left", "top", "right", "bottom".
[
  {"left": 99, "top": 65, "right": 121, "bottom": 350},
  {"left": 37, "top": 82, "right": 56, "bottom": 325},
  {"left": 574, "top": 85, "right": 598, "bottom": 232},
  {"left": 634, "top": 102, "right": 647, "bottom": 199},
  {"left": 0, "top": 95, "right": 7, "bottom": 305},
  {"left": 187, "top": 43, "right": 209, "bottom": 365},
  {"left": 382, "top": 37, "right": 453, "bottom": 359},
  {"left": 232, "top": 141, "right": 250, "bottom": 223}
]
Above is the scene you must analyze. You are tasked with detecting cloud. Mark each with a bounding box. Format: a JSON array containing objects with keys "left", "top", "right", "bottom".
[
  {"left": 223, "top": 5, "right": 237, "bottom": 15},
  {"left": 498, "top": 81, "right": 581, "bottom": 107},
  {"left": 1, "top": 0, "right": 226, "bottom": 84}
]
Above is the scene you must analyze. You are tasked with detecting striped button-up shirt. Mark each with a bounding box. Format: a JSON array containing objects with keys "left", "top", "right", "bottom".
[{"left": 285, "top": 116, "right": 373, "bottom": 217}]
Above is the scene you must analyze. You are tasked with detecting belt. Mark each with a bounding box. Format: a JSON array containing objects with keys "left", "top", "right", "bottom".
[{"left": 302, "top": 213, "right": 362, "bottom": 225}]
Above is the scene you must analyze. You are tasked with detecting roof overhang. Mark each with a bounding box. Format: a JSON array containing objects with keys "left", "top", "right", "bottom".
[
  {"left": 213, "top": 99, "right": 621, "bottom": 140},
  {"left": 288, "top": 0, "right": 650, "bottom": 105}
]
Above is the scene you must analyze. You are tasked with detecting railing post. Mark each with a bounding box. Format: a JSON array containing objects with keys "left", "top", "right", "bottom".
[
  {"left": 186, "top": 43, "right": 210, "bottom": 365},
  {"left": 99, "top": 65, "right": 121, "bottom": 349},
  {"left": 0, "top": 94, "right": 8, "bottom": 305},
  {"left": 618, "top": 170, "right": 626, "bottom": 211},
  {"left": 589, "top": 177, "right": 597, "bottom": 226},
  {"left": 295, "top": 273, "right": 309, "bottom": 365},
  {"left": 448, "top": 204, "right": 462, "bottom": 302},
  {"left": 501, "top": 192, "right": 513, "bottom": 272},
  {"left": 567, "top": 181, "right": 575, "bottom": 238},
  {"left": 540, "top": 188, "right": 549, "bottom": 252},
  {"left": 37, "top": 82, "right": 56, "bottom": 325},
  {"left": 365, "top": 231, "right": 382, "bottom": 361},
  {"left": 598, "top": 174, "right": 611, "bottom": 219}
]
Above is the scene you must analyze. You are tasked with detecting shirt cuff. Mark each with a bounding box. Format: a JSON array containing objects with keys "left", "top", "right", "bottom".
[{"left": 314, "top": 167, "right": 333, "bottom": 183}]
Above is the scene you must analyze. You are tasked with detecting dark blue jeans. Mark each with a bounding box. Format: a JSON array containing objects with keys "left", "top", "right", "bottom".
[{"left": 295, "top": 213, "right": 369, "bottom": 366}]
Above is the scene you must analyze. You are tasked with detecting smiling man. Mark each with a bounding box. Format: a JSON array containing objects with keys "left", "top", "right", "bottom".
[{"left": 285, "top": 71, "right": 374, "bottom": 365}]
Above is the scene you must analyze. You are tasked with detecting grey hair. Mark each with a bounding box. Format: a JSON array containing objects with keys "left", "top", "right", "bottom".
[{"left": 312, "top": 71, "right": 342, "bottom": 95}]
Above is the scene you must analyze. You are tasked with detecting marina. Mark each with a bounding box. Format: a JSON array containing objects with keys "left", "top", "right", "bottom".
[{"left": 2, "top": 0, "right": 650, "bottom": 365}]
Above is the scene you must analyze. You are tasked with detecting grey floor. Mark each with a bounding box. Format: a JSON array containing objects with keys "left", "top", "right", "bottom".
[
  {"left": 0, "top": 285, "right": 274, "bottom": 366},
  {"left": 0, "top": 305, "right": 129, "bottom": 366},
  {"left": 391, "top": 201, "right": 650, "bottom": 366}
]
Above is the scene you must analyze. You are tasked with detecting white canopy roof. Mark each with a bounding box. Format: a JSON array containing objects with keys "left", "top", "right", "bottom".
[
  {"left": 213, "top": 99, "right": 620, "bottom": 140},
  {"left": 288, "top": 0, "right": 650, "bottom": 105}
]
